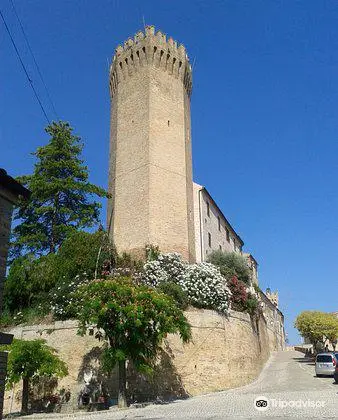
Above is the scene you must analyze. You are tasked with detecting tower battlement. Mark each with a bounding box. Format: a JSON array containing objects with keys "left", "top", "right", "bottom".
[{"left": 110, "top": 25, "right": 192, "bottom": 97}]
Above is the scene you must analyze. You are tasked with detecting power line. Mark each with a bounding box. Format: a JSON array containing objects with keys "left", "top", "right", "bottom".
[
  {"left": 0, "top": 8, "right": 50, "bottom": 123},
  {"left": 10, "top": 0, "right": 59, "bottom": 120}
]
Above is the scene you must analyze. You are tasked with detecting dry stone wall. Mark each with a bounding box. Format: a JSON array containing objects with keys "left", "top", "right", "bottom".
[{"left": 3, "top": 308, "right": 284, "bottom": 414}]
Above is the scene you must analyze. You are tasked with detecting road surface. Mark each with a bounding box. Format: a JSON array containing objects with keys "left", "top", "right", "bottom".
[{"left": 25, "top": 350, "right": 338, "bottom": 419}]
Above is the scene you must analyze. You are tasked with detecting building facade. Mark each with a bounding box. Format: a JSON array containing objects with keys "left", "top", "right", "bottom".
[
  {"left": 0, "top": 169, "right": 30, "bottom": 419},
  {"left": 265, "top": 288, "right": 279, "bottom": 308},
  {"left": 243, "top": 253, "right": 259, "bottom": 285},
  {"left": 193, "top": 183, "right": 244, "bottom": 262},
  {"left": 107, "top": 25, "right": 195, "bottom": 262}
]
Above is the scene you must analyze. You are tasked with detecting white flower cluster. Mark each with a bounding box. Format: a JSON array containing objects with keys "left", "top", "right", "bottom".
[
  {"left": 50, "top": 272, "right": 90, "bottom": 318},
  {"left": 142, "top": 253, "right": 232, "bottom": 314},
  {"left": 246, "top": 285, "right": 258, "bottom": 298},
  {"left": 179, "top": 263, "right": 231, "bottom": 314},
  {"left": 142, "top": 252, "right": 186, "bottom": 286}
]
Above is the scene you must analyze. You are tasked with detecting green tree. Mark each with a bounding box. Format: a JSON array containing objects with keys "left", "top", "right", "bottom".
[
  {"left": 322, "top": 314, "right": 338, "bottom": 350},
  {"left": 3, "top": 231, "right": 115, "bottom": 319},
  {"left": 75, "top": 278, "right": 191, "bottom": 407},
  {"left": 4, "top": 253, "right": 56, "bottom": 313},
  {"left": 208, "top": 250, "right": 251, "bottom": 284},
  {"left": 11, "top": 121, "right": 108, "bottom": 257},
  {"left": 52, "top": 230, "right": 115, "bottom": 283},
  {"left": 2, "top": 339, "right": 68, "bottom": 413},
  {"left": 294, "top": 311, "right": 338, "bottom": 351}
]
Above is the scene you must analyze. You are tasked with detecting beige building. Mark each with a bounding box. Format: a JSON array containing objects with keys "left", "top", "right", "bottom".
[
  {"left": 265, "top": 288, "right": 279, "bottom": 308},
  {"left": 243, "top": 253, "right": 259, "bottom": 285},
  {"left": 193, "top": 183, "right": 244, "bottom": 262}
]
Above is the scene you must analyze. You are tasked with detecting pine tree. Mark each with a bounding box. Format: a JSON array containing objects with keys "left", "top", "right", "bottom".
[{"left": 11, "top": 121, "right": 108, "bottom": 257}]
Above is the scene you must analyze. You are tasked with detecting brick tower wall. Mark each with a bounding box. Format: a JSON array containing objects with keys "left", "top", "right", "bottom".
[{"left": 108, "top": 26, "right": 195, "bottom": 262}]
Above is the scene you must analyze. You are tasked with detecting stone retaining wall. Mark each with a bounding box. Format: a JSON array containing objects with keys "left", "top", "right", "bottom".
[{"left": 3, "top": 308, "right": 285, "bottom": 414}]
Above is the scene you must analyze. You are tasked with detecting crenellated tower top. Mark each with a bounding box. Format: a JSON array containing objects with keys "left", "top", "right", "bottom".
[{"left": 109, "top": 25, "right": 192, "bottom": 97}]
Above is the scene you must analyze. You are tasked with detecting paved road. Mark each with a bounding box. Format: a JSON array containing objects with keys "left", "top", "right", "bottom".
[{"left": 25, "top": 350, "right": 338, "bottom": 419}]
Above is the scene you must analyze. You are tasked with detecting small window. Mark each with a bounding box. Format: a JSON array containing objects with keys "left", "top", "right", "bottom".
[
  {"left": 226, "top": 228, "right": 230, "bottom": 242},
  {"left": 168, "top": 120, "right": 170, "bottom": 126},
  {"left": 207, "top": 201, "right": 210, "bottom": 217},
  {"left": 218, "top": 216, "right": 221, "bottom": 231},
  {"left": 208, "top": 232, "right": 211, "bottom": 247},
  {"left": 219, "top": 245, "right": 222, "bottom": 251}
]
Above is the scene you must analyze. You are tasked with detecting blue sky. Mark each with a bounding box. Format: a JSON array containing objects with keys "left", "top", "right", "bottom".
[{"left": 2, "top": 0, "right": 338, "bottom": 344}]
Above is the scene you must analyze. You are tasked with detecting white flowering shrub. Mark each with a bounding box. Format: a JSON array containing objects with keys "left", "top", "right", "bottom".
[
  {"left": 179, "top": 263, "right": 231, "bottom": 314},
  {"left": 246, "top": 285, "right": 258, "bottom": 298},
  {"left": 50, "top": 272, "right": 90, "bottom": 319},
  {"left": 142, "top": 253, "right": 186, "bottom": 287},
  {"left": 142, "top": 253, "right": 232, "bottom": 314}
]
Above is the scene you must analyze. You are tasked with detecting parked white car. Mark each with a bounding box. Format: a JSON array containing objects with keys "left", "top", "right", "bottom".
[{"left": 315, "top": 353, "right": 337, "bottom": 376}]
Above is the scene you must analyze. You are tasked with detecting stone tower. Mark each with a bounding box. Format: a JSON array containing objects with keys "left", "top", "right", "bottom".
[{"left": 107, "top": 25, "right": 195, "bottom": 261}]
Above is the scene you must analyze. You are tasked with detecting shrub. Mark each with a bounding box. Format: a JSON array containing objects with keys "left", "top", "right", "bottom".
[
  {"left": 50, "top": 272, "right": 90, "bottom": 320},
  {"left": 0, "top": 305, "right": 49, "bottom": 328},
  {"left": 157, "top": 281, "right": 189, "bottom": 310},
  {"left": 142, "top": 253, "right": 232, "bottom": 314},
  {"left": 4, "top": 254, "right": 57, "bottom": 313},
  {"left": 4, "top": 231, "right": 115, "bottom": 319},
  {"left": 145, "top": 244, "right": 160, "bottom": 261},
  {"left": 245, "top": 295, "right": 259, "bottom": 315},
  {"left": 52, "top": 230, "right": 115, "bottom": 283},
  {"left": 115, "top": 252, "right": 143, "bottom": 271},
  {"left": 142, "top": 253, "right": 186, "bottom": 287},
  {"left": 208, "top": 250, "right": 251, "bottom": 284},
  {"left": 227, "top": 276, "right": 248, "bottom": 311},
  {"left": 179, "top": 263, "right": 231, "bottom": 314}
]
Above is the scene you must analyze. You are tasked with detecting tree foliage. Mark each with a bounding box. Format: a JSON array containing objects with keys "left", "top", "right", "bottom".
[
  {"left": 4, "top": 254, "right": 56, "bottom": 312},
  {"left": 295, "top": 311, "right": 338, "bottom": 349},
  {"left": 11, "top": 121, "right": 108, "bottom": 257},
  {"left": 2, "top": 339, "right": 67, "bottom": 413},
  {"left": 157, "top": 281, "right": 189, "bottom": 310},
  {"left": 74, "top": 278, "right": 191, "bottom": 407},
  {"left": 207, "top": 250, "right": 251, "bottom": 284},
  {"left": 51, "top": 230, "right": 115, "bottom": 284},
  {"left": 3, "top": 231, "right": 114, "bottom": 318}
]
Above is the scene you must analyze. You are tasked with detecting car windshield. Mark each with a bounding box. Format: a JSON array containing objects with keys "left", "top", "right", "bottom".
[{"left": 316, "top": 355, "right": 333, "bottom": 363}]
